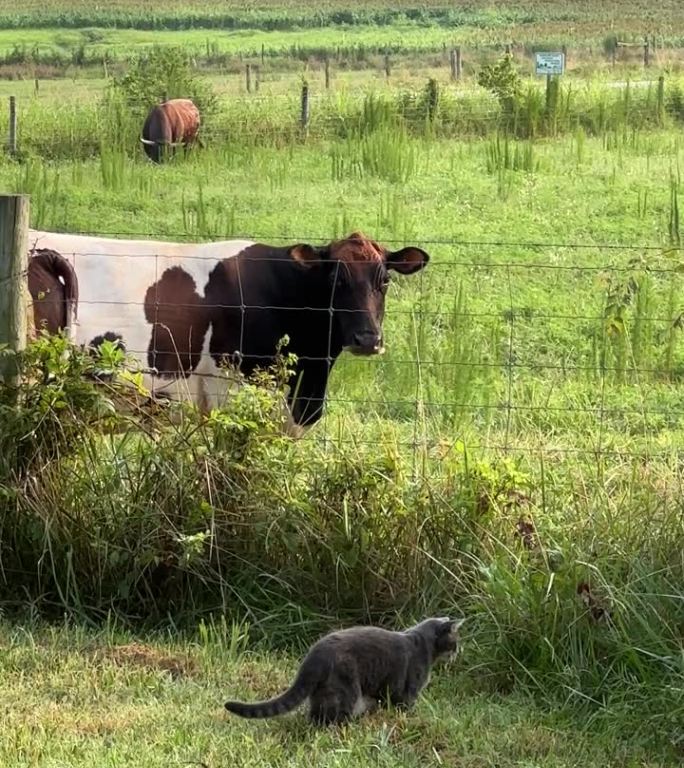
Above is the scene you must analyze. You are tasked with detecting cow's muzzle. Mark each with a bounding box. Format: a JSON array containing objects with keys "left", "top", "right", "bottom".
[{"left": 344, "top": 332, "right": 385, "bottom": 356}]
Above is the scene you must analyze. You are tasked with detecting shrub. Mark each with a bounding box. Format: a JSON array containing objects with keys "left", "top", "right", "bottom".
[
  {"left": 477, "top": 53, "right": 523, "bottom": 123},
  {"left": 108, "top": 45, "right": 217, "bottom": 120}
]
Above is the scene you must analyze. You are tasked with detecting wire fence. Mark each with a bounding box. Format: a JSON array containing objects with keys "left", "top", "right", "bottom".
[
  {"left": 4, "top": 71, "right": 684, "bottom": 160},
  {"left": 21, "top": 228, "right": 684, "bottom": 465}
]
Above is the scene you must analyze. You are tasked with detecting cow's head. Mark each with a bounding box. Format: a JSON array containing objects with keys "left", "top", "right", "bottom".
[{"left": 288, "top": 232, "right": 429, "bottom": 356}]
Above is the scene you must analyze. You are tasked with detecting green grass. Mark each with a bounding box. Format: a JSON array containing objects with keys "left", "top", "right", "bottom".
[
  {"left": 1, "top": 73, "right": 678, "bottom": 160},
  {"left": 2, "top": 0, "right": 684, "bottom": 36},
  {"left": 0, "top": 5, "right": 683, "bottom": 762},
  {"left": 5, "top": 110, "right": 684, "bottom": 448},
  {"left": 0, "top": 25, "right": 469, "bottom": 60},
  {"left": 0, "top": 620, "right": 680, "bottom": 768}
]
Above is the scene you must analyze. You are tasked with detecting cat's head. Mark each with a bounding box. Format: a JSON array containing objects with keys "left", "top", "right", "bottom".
[{"left": 430, "top": 617, "right": 466, "bottom": 662}]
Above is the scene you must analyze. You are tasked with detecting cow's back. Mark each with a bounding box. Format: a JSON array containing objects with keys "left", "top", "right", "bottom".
[{"left": 164, "top": 99, "right": 200, "bottom": 143}]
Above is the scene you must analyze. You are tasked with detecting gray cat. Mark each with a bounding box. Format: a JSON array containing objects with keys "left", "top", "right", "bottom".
[{"left": 224, "top": 616, "right": 465, "bottom": 725}]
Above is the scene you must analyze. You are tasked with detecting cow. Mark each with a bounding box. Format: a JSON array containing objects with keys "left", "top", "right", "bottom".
[
  {"left": 140, "top": 98, "right": 201, "bottom": 163},
  {"left": 27, "top": 230, "right": 429, "bottom": 434},
  {"left": 28, "top": 248, "right": 79, "bottom": 336}
]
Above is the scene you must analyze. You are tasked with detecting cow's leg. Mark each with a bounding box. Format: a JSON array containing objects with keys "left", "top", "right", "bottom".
[{"left": 288, "top": 361, "right": 330, "bottom": 429}]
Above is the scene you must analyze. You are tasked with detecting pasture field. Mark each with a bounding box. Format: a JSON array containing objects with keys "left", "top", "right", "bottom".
[
  {"left": 1, "top": 0, "right": 684, "bottom": 78},
  {"left": 0, "top": 620, "right": 679, "bottom": 768},
  {"left": 6, "top": 103, "right": 684, "bottom": 454},
  {"left": 0, "top": 3, "right": 683, "bottom": 766}
]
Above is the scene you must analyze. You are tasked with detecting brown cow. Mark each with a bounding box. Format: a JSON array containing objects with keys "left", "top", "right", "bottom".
[
  {"left": 141, "top": 98, "right": 201, "bottom": 163},
  {"left": 28, "top": 248, "right": 79, "bottom": 336}
]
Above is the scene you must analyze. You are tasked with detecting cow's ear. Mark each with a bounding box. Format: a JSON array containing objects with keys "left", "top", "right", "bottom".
[
  {"left": 386, "top": 247, "right": 429, "bottom": 275},
  {"left": 289, "top": 244, "right": 324, "bottom": 267}
]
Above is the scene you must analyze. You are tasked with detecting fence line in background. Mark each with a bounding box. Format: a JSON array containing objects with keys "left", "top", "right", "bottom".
[
  {"left": 5, "top": 89, "right": 680, "bottom": 158},
  {"left": 1, "top": 34, "right": 665, "bottom": 77}
]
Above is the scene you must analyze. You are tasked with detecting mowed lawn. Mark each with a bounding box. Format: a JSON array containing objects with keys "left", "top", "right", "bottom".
[{"left": 0, "top": 621, "right": 676, "bottom": 768}]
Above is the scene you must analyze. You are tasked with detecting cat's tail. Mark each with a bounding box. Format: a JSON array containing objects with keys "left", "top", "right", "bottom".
[{"left": 224, "top": 657, "right": 323, "bottom": 719}]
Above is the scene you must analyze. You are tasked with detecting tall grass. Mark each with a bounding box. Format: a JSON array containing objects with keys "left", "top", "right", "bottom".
[
  {"left": 0, "top": 333, "right": 682, "bottom": 747},
  {"left": 7, "top": 76, "right": 684, "bottom": 163}
]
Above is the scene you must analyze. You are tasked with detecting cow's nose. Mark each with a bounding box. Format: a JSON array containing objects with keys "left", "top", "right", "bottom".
[{"left": 352, "top": 331, "right": 383, "bottom": 352}]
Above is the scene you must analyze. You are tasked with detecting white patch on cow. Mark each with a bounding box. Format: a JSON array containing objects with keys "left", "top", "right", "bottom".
[{"left": 29, "top": 230, "right": 256, "bottom": 410}]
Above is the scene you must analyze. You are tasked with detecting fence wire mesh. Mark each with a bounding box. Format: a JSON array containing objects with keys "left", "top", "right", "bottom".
[{"left": 22, "top": 230, "right": 684, "bottom": 465}]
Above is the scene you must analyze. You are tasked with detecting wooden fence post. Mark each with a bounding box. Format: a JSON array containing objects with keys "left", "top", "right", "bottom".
[
  {"left": 261, "top": 43, "right": 265, "bottom": 65},
  {"left": 0, "top": 194, "right": 30, "bottom": 384},
  {"left": 325, "top": 56, "right": 331, "bottom": 89},
  {"left": 300, "top": 81, "right": 310, "bottom": 132},
  {"left": 643, "top": 38, "right": 650, "bottom": 67},
  {"left": 246, "top": 64, "right": 252, "bottom": 93},
  {"left": 657, "top": 74, "right": 665, "bottom": 125},
  {"left": 34, "top": 78, "right": 39, "bottom": 95},
  {"left": 450, "top": 48, "right": 462, "bottom": 80},
  {"left": 8, "top": 96, "right": 17, "bottom": 156},
  {"left": 384, "top": 54, "right": 391, "bottom": 79},
  {"left": 254, "top": 65, "right": 260, "bottom": 92}
]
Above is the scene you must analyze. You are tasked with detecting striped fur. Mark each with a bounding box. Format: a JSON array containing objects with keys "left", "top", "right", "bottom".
[{"left": 225, "top": 656, "right": 324, "bottom": 719}]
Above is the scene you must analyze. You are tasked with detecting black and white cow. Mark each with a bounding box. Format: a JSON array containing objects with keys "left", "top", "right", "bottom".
[{"left": 28, "top": 230, "right": 429, "bottom": 433}]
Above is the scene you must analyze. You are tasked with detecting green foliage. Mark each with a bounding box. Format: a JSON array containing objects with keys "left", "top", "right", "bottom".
[
  {"left": 0, "top": 332, "right": 123, "bottom": 479},
  {"left": 485, "top": 134, "right": 538, "bottom": 174},
  {"left": 421, "top": 77, "right": 440, "bottom": 122},
  {"left": 4, "top": 73, "right": 682, "bottom": 163},
  {"left": 602, "top": 33, "right": 619, "bottom": 56},
  {"left": 0, "top": 335, "right": 485, "bottom": 627},
  {"left": 0, "top": 337, "right": 681, "bottom": 732},
  {"left": 109, "top": 45, "right": 217, "bottom": 119},
  {"left": 1, "top": 46, "right": 684, "bottom": 735},
  {"left": 3, "top": 619, "right": 679, "bottom": 767},
  {"left": 477, "top": 53, "right": 523, "bottom": 119}
]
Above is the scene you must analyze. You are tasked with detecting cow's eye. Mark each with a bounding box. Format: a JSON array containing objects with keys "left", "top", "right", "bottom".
[{"left": 328, "top": 269, "right": 349, "bottom": 292}]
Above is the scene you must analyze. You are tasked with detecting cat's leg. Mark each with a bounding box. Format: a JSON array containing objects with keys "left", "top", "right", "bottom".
[
  {"left": 385, "top": 668, "right": 411, "bottom": 709},
  {"left": 389, "top": 668, "right": 427, "bottom": 710},
  {"left": 401, "top": 667, "right": 429, "bottom": 709},
  {"left": 309, "top": 680, "right": 357, "bottom": 726}
]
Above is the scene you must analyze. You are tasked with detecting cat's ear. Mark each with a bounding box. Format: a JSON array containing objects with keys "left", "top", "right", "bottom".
[
  {"left": 447, "top": 618, "right": 465, "bottom": 638},
  {"left": 436, "top": 617, "right": 452, "bottom": 630}
]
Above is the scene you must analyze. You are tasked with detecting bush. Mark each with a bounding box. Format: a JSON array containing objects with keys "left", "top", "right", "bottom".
[
  {"left": 477, "top": 53, "right": 523, "bottom": 122},
  {"left": 0, "top": 335, "right": 501, "bottom": 629},
  {"left": 108, "top": 45, "right": 217, "bottom": 120}
]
